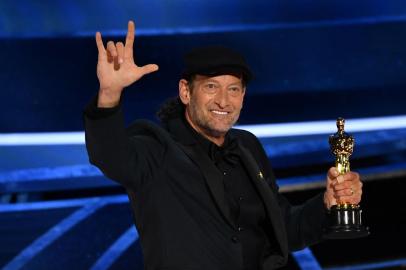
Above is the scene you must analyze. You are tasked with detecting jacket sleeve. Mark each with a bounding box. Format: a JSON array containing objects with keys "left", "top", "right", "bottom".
[
  {"left": 83, "top": 96, "right": 164, "bottom": 191},
  {"left": 248, "top": 131, "right": 328, "bottom": 251},
  {"left": 277, "top": 191, "right": 327, "bottom": 251}
]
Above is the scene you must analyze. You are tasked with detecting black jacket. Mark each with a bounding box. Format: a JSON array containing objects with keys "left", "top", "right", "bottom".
[{"left": 84, "top": 106, "right": 327, "bottom": 270}]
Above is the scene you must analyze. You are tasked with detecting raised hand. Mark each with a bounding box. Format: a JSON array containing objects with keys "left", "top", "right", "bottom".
[{"left": 96, "top": 21, "right": 159, "bottom": 107}]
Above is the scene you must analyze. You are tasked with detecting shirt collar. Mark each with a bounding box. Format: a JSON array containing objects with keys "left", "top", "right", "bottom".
[{"left": 181, "top": 115, "right": 237, "bottom": 161}]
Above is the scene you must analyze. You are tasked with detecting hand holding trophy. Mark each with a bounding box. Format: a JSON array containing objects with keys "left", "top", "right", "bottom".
[{"left": 324, "top": 118, "right": 370, "bottom": 239}]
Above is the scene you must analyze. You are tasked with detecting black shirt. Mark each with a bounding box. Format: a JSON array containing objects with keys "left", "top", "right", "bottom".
[{"left": 182, "top": 117, "right": 271, "bottom": 270}]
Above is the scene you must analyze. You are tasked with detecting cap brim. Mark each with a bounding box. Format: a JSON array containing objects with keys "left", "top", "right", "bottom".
[{"left": 182, "top": 65, "right": 253, "bottom": 82}]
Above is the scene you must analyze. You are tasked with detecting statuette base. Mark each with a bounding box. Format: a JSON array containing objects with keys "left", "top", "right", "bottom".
[{"left": 324, "top": 205, "right": 370, "bottom": 239}]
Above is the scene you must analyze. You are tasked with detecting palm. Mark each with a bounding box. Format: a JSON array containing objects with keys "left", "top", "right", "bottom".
[
  {"left": 96, "top": 21, "right": 158, "bottom": 93},
  {"left": 97, "top": 57, "right": 144, "bottom": 91}
]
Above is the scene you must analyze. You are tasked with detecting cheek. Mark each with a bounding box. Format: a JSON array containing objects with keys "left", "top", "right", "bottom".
[
  {"left": 232, "top": 98, "right": 244, "bottom": 111},
  {"left": 192, "top": 92, "right": 211, "bottom": 107},
  {"left": 197, "top": 95, "right": 214, "bottom": 110},
  {"left": 190, "top": 96, "right": 210, "bottom": 116}
]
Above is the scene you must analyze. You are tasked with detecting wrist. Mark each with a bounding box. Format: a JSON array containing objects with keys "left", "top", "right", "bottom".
[
  {"left": 97, "top": 88, "right": 122, "bottom": 108},
  {"left": 324, "top": 191, "right": 334, "bottom": 210}
]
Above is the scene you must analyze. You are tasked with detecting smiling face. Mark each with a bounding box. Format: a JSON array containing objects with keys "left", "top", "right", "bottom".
[{"left": 179, "top": 74, "right": 246, "bottom": 145}]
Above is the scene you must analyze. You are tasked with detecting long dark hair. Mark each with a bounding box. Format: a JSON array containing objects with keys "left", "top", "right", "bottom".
[{"left": 156, "top": 96, "right": 185, "bottom": 123}]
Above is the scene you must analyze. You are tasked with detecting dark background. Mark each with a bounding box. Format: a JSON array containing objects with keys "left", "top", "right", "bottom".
[{"left": 1, "top": 1, "right": 405, "bottom": 269}]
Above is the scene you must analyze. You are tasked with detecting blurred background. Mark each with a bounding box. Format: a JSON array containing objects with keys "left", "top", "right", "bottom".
[{"left": 1, "top": 0, "right": 406, "bottom": 269}]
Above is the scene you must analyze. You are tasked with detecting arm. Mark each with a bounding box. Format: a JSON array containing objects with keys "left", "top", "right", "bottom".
[
  {"left": 280, "top": 168, "right": 363, "bottom": 251},
  {"left": 248, "top": 132, "right": 363, "bottom": 250},
  {"left": 84, "top": 21, "right": 160, "bottom": 190}
]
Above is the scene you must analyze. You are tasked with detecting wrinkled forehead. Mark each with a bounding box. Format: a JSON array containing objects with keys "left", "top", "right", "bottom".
[{"left": 194, "top": 74, "right": 243, "bottom": 83}]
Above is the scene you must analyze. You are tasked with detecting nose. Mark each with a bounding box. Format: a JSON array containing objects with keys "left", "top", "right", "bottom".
[{"left": 214, "top": 88, "right": 229, "bottom": 108}]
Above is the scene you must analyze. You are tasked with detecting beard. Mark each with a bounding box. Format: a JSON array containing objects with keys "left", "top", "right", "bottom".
[{"left": 187, "top": 98, "right": 241, "bottom": 138}]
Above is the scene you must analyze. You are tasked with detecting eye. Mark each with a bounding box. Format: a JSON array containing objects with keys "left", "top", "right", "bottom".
[
  {"left": 228, "top": 86, "right": 243, "bottom": 95},
  {"left": 203, "top": 82, "right": 219, "bottom": 93}
]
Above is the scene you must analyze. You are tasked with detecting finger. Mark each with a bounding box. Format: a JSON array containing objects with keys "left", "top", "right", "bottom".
[
  {"left": 341, "top": 171, "right": 360, "bottom": 182},
  {"left": 107, "top": 50, "right": 113, "bottom": 63},
  {"left": 326, "top": 167, "right": 340, "bottom": 189},
  {"left": 140, "top": 64, "right": 159, "bottom": 75},
  {"left": 124, "top": 21, "right": 135, "bottom": 61},
  {"left": 331, "top": 170, "right": 357, "bottom": 184},
  {"left": 335, "top": 193, "right": 362, "bottom": 205},
  {"left": 335, "top": 172, "right": 361, "bottom": 189},
  {"left": 116, "top": 42, "right": 124, "bottom": 64},
  {"left": 335, "top": 178, "right": 362, "bottom": 191},
  {"left": 95, "top": 32, "right": 106, "bottom": 60},
  {"left": 107, "top": 41, "right": 118, "bottom": 59},
  {"left": 334, "top": 180, "right": 362, "bottom": 203},
  {"left": 334, "top": 180, "right": 352, "bottom": 191},
  {"left": 327, "top": 167, "right": 339, "bottom": 182},
  {"left": 334, "top": 187, "right": 354, "bottom": 197}
]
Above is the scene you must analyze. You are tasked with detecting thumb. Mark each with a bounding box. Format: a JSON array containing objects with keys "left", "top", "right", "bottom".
[
  {"left": 140, "top": 64, "right": 159, "bottom": 76},
  {"left": 327, "top": 167, "right": 339, "bottom": 183}
]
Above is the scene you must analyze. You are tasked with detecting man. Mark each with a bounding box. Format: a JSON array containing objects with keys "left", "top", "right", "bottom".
[{"left": 84, "top": 21, "right": 363, "bottom": 270}]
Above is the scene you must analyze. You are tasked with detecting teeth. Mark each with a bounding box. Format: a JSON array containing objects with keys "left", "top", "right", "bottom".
[{"left": 212, "top": 110, "right": 228, "bottom": 115}]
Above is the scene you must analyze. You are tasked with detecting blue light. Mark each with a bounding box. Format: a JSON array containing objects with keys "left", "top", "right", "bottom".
[
  {"left": 292, "top": 248, "right": 322, "bottom": 270},
  {"left": 1, "top": 115, "right": 405, "bottom": 145},
  {"left": 0, "top": 131, "right": 84, "bottom": 146},
  {"left": 2, "top": 201, "right": 106, "bottom": 270},
  {"left": 73, "top": 15, "right": 406, "bottom": 38},
  {"left": 237, "top": 115, "right": 406, "bottom": 138},
  {"left": 324, "top": 257, "right": 406, "bottom": 270},
  {"left": 90, "top": 226, "right": 139, "bottom": 270},
  {"left": 0, "top": 195, "right": 128, "bottom": 212}
]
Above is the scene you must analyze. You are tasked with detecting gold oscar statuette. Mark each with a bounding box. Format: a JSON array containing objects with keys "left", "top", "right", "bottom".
[{"left": 324, "top": 117, "right": 370, "bottom": 239}]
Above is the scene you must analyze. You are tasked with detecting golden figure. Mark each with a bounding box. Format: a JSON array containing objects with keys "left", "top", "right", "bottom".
[
  {"left": 329, "top": 117, "right": 356, "bottom": 209},
  {"left": 329, "top": 117, "right": 354, "bottom": 175},
  {"left": 325, "top": 117, "right": 369, "bottom": 238}
]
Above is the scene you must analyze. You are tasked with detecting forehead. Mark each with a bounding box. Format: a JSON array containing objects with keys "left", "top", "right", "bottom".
[{"left": 194, "top": 74, "right": 243, "bottom": 85}]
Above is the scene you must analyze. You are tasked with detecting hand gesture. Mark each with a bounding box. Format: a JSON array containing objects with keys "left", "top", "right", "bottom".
[
  {"left": 324, "top": 167, "right": 363, "bottom": 209},
  {"left": 96, "top": 21, "right": 159, "bottom": 107}
]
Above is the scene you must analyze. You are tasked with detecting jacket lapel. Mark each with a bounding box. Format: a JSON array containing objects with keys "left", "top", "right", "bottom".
[
  {"left": 177, "top": 144, "right": 235, "bottom": 228},
  {"left": 166, "top": 118, "right": 235, "bottom": 229},
  {"left": 237, "top": 142, "right": 288, "bottom": 256}
]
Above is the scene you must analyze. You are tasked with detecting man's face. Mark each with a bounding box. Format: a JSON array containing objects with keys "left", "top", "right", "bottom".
[{"left": 179, "top": 74, "right": 245, "bottom": 141}]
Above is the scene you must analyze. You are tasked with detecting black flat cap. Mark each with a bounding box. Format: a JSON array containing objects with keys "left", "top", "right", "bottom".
[{"left": 181, "top": 46, "right": 253, "bottom": 82}]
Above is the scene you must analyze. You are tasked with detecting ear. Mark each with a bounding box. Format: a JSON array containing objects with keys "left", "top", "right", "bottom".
[
  {"left": 241, "top": 87, "right": 246, "bottom": 99},
  {"left": 179, "top": 79, "right": 191, "bottom": 105}
]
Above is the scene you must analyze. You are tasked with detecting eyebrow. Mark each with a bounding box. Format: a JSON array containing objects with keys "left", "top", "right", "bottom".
[{"left": 203, "top": 79, "right": 243, "bottom": 86}]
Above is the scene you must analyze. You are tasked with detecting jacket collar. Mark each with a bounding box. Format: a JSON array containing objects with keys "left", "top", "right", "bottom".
[
  {"left": 165, "top": 116, "right": 236, "bottom": 228},
  {"left": 165, "top": 117, "right": 288, "bottom": 259},
  {"left": 165, "top": 116, "right": 198, "bottom": 146}
]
